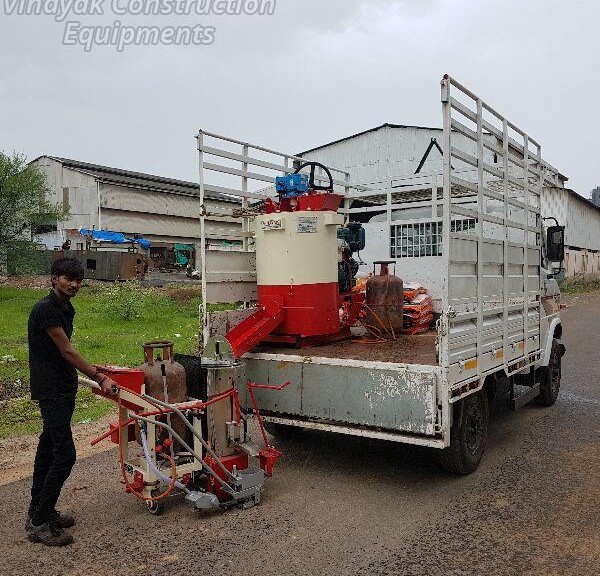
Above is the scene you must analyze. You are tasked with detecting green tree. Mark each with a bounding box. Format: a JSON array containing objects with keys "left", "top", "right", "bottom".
[{"left": 0, "top": 152, "right": 65, "bottom": 273}]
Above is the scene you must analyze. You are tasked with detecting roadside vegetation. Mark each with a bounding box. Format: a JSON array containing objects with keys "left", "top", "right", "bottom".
[
  {"left": 559, "top": 276, "right": 600, "bottom": 294},
  {"left": 0, "top": 151, "right": 65, "bottom": 275},
  {"left": 0, "top": 281, "right": 208, "bottom": 438}
]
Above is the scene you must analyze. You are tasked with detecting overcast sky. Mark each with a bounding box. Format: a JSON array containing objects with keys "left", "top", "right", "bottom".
[{"left": 1, "top": 0, "right": 598, "bottom": 196}]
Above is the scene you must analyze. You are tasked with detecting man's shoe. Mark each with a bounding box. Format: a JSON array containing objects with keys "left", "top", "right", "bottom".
[
  {"left": 50, "top": 510, "right": 75, "bottom": 529},
  {"left": 27, "top": 510, "right": 76, "bottom": 530},
  {"left": 27, "top": 521, "right": 74, "bottom": 547}
]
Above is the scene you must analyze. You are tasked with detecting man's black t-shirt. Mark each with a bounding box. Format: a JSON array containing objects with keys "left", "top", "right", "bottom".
[{"left": 28, "top": 291, "right": 78, "bottom": 400}]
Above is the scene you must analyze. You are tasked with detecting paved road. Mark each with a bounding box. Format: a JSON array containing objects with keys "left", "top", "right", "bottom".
[{"left": 2, "top": 293, "right": 599, "bottom": 576}]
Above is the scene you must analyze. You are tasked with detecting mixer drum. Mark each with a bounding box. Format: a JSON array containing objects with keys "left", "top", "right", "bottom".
[
  {"left": 137, "top": 341, "right": 190, "bottom": 452},
  {"left": 254, "top": 210, "right": 345, "bottom": 338},
  {"left": 364, "top": 263, "right": 403, "bottom": 334}
]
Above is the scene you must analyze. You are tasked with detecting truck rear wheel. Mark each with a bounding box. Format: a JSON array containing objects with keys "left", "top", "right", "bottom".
[
  {"left": 440, "top": 390, "right": 489, "bottom": 475},
  {"left": 535, "top": 339, "right": 562, "bottom": 407}
]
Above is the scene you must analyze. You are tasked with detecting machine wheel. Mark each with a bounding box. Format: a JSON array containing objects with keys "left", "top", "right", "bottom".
[
  {"left": 440, "top": 390, "right": 489, "bottom": 475},
  {"left": 264, "top": 422, "right": 302, "bottom": 440},
  {"left": 146, "top": 490, "right": 165, "bottom": 516},
  {"left": 535, "top": 339, "right": 562, "bottom": 407}
]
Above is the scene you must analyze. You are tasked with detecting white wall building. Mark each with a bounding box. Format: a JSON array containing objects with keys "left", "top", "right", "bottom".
[
  {"left": 32, "top": 156, "right": 241, "bottom": 266},
  {"left": 542, "top": 188, "right": 600, "bottom": 280},
  {"left": 300, "top": 124, "right": 600, "bottom": 281}
]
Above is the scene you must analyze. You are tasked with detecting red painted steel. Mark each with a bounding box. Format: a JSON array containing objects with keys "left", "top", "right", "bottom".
[
  {"left": 258, "top": 282, "right": 340, "bottom": 337},
  {"left": 94, "top": 365, "right": 145, "bottom": 411},
  {"left": 90, "top": 387, "right": 244, "bottom": 446},
  {"left": 279, "top": 193, "right": 343, "bottom": 212},
  {"left": 246, "top": 380, "right": 291, "bottom": 476},
  {"left": 225, "top": 296, "right": 285, "bottom": 358},
  {"left": 205, "top": 453, "right": 249, "bottom": 501}
]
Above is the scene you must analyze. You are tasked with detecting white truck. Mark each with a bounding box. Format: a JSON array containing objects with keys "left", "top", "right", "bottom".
[{"left": 199, "top": 75, "right": 566, "bottom": 474}]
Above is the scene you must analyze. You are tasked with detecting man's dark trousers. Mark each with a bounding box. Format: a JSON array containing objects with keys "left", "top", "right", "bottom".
[{"left": 29, "top": 395, "right": 76, "bottom": 525}]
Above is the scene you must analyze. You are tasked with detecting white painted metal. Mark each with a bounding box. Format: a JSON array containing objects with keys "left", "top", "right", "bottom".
[
  {"left": 32, "top": 156, "right": 241, "bottom": 249},
  {"left": 439, "top": 74, "right": 554, "bottom": 385},
  {"left": 542, "top": 187, "right": 600, "bottom": 250},
  {"left": 35, "top": 157, "right": 99, "bottom": 230},
  {"left": 243, "top": 351, "right": 440, "bottom": 373},
  {"left": 198, "top": 74, "right": 565, "bottom": 447},
  {"left": 198, "top": 131, "right": 209, "bottom": 348},
  {"left": 255, "top": 211, "right": 343, "bottom": 286},
  {"left": 261, "top": 415, "right": 446, "bottom": 448}
]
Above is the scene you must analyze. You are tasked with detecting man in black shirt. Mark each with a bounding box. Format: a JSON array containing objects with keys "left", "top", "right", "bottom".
[{"left": 27, "top": 258, "right": 117, "bottom": 546}]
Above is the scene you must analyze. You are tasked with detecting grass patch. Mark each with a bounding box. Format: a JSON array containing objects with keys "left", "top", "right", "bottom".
[
  {"left": 0, "top": 388, "right": 114, "bottom": 439},
  {"left": 0, "top": 282, "right": 236, "bottom": 437},
  {"left": 0, "top": 282, "right": 215, "bottom": 438},
  {"left": 0, "top": 283, "right": 203, "bottom": 401},
  {"left": 559, "top": 277, "right": 600, "bottom": 294}
]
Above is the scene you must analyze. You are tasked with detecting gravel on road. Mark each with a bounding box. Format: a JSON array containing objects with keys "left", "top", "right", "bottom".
[{"left": 0, "top": 293, "right": 598, "bottom": 576}]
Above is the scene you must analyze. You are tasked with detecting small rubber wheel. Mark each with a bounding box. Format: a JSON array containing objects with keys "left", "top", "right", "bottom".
[
  {"left": 535, "top": 338, "right": 562, "bottom": 407},
  {"left": 146, "top": 490, "right": 165, "bottom": 516},
  {"left": 440, "top": 390, "right": 489, "bottom": 475},
  {"left": 264, "top": 422, "right": 302, "bottom": 440}
]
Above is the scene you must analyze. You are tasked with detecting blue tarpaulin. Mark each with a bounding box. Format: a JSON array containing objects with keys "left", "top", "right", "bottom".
[{"left": 79, "top": 229, "right": 151, "bottom": 249}]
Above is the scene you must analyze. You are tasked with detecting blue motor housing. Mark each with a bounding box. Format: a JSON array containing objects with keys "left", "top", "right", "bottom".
[{"left": 275, "top": 173, "right": 309, "bottom": 197}]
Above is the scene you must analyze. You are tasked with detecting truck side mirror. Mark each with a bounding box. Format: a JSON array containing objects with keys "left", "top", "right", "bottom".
[{"left": 546, "top": 225, "right": 564, "bottom": 263}]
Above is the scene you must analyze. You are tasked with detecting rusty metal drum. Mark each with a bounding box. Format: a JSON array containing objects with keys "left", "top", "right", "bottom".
[
  {"left": 364, "top": 261, "right": 403, "bottom": 336},
  {"left": 137, "top": 341, "right": 190, "bottom": 452}
]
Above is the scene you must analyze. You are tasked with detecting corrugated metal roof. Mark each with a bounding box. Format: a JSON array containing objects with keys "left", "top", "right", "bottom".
[
  {"left": 299, "top": 123, "right": 442, "bottom": 155},
  {"left": 565, "top": 187, "right": 600, "bottom": 214},
  {"left": 32, "top": 155, "right": 237, "bottom": 203}
]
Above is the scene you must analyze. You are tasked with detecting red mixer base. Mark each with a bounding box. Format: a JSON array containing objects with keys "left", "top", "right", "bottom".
[{"left": 258, "top": 282, "right": 341, "bottom": 337}]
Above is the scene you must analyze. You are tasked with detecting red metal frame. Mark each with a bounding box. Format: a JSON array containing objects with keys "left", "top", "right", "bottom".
[
  {"left": 246, "top": 380, "right": 290, "bottom": 448},
  {"left": 91, "top": 377, "right": 292, "bottom": 479},
  {"left": 246, "top": 380, "right": 291, "bottom": 477},
  {"left": 225, "top": 297, "right": 284, "bottom": 358},
  {"left": 91, "top": 387, "right": 242, "bottom": 446},
  {"left": 265, "top": 193, "right": 343, "bottom": 213}
]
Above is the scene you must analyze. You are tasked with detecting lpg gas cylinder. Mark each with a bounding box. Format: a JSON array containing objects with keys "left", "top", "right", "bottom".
[
  {"left": 137, "top": 341, "right": 190, "bottom": 452},
  {"left": 364, "top": 261, "right": 403, "bottom": 335}
]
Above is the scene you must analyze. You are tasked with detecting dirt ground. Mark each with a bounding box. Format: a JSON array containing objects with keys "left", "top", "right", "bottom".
[
  {"left": 0, "top": 275, "right": 108, "bottom": 290},
  {"left": 0, "top": 292, "right": 598, "bottom": 576},
  {"left": 0, "top": 413, "right": 116, "bottom": 487}
]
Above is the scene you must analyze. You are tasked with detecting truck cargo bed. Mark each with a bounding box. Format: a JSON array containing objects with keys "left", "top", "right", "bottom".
[
  {"left": 252, "top": 330, "right": 438, "bottom": 365},
  {"left": 238, "top": 330, "right": 441, "bottom": 441}
]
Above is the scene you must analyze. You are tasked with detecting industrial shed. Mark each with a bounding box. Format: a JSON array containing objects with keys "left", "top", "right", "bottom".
[
  {"left": 31, "top": 156, "right": 241, "bottom": 267},
  {"left": 301, "top": 123, "right": 485, "bottom": 183},
  {"left": 542, "top": 188, "right": 600, "bottom": 280},
  {"left": 300, "top": 123, "right": 600, "bottom": 280}
]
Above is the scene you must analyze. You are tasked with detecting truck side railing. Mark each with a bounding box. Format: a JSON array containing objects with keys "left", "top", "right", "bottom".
[{"left": 440, "top": 74, "right": 560, "bottom": 396}]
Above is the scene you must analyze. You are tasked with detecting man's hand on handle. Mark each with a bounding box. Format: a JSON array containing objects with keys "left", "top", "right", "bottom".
[{"left": 96, "top": 373, "right": 119, "bottom": 396}]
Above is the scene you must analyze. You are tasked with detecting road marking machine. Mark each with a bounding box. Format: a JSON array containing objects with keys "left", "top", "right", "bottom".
[{"left": 84, "top": 341, "right": 288, "bottom": 515}]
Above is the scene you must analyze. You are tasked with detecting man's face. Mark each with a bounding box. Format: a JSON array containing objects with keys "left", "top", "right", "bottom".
[{"left": 52, "top": 275, "right": 82, "bottom": 299}]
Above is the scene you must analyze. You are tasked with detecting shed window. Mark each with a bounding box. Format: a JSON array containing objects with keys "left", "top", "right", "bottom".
[{"left": 390, "top": 219, "right": 475, "bottom": 258}]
